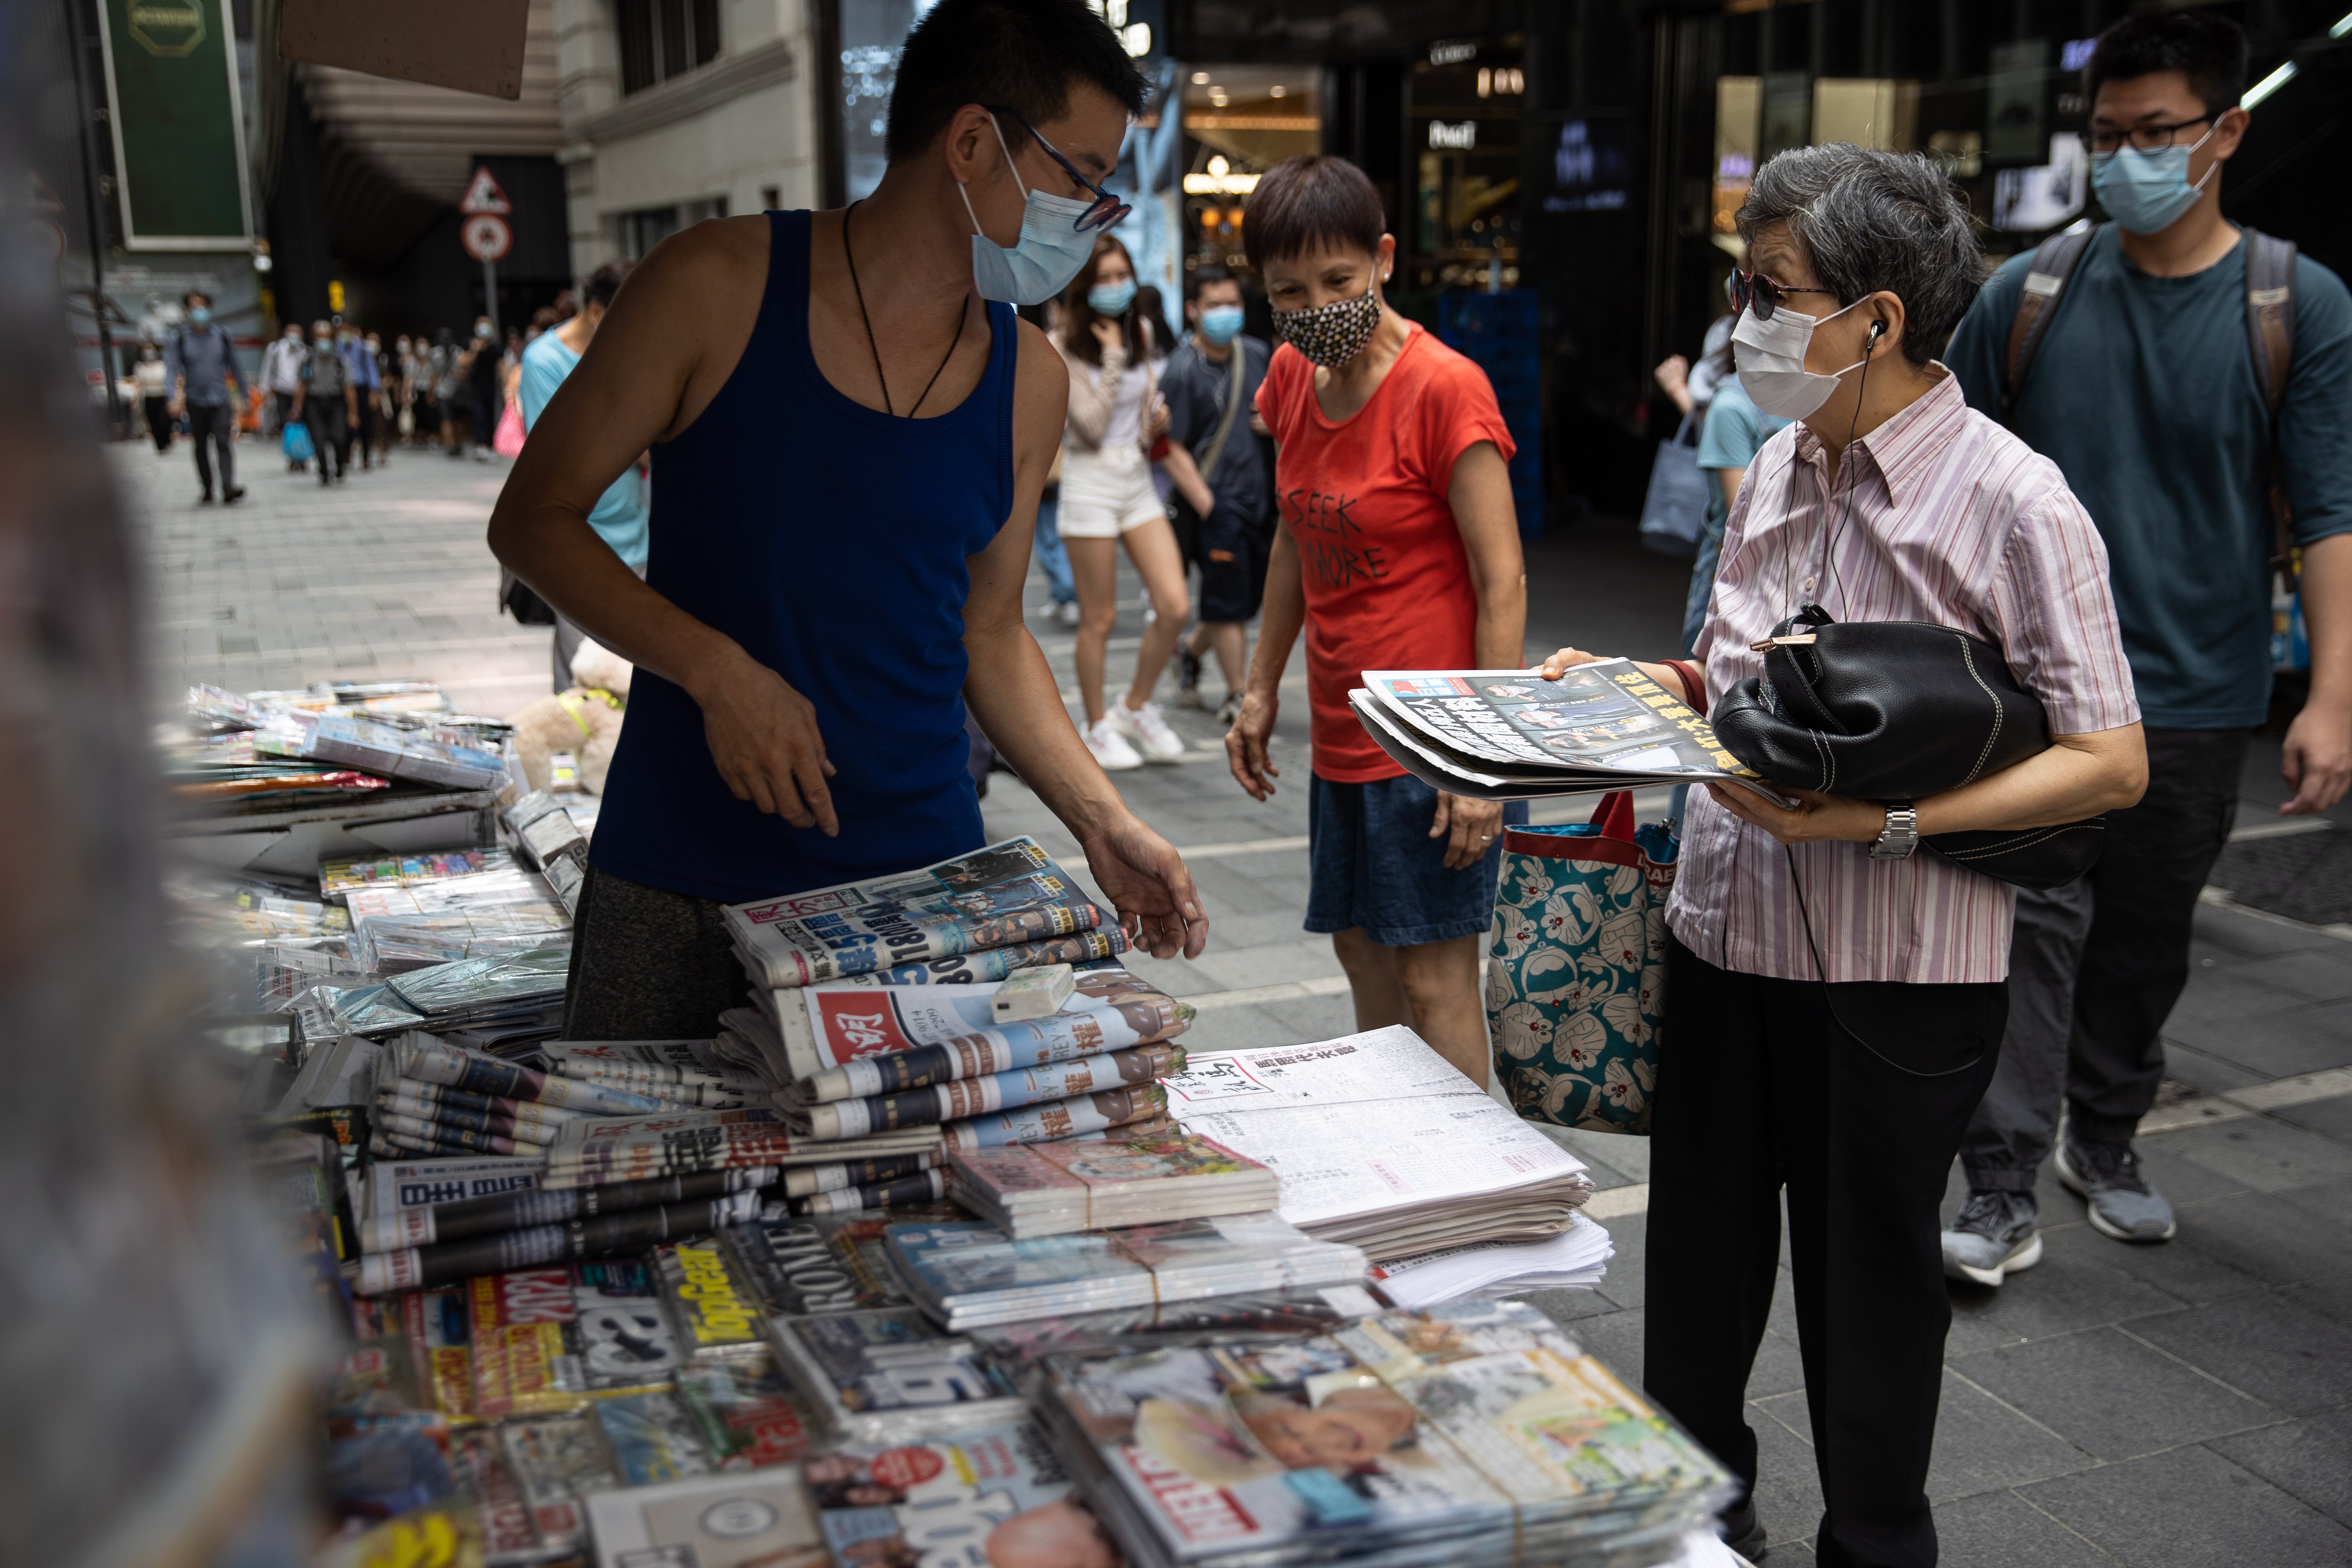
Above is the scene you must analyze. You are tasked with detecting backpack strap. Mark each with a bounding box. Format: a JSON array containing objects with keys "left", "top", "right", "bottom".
[
  {"left": 2242, "top": 229, "right": 2299, "bottom": 584},
  {"left": 2001, "top": 226, "right": 2098, "bottom": 426}
]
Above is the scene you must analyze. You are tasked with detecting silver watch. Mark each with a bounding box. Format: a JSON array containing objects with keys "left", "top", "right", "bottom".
[{"left": 1871, "top": 803, "right": 1920, "bottom": 861}]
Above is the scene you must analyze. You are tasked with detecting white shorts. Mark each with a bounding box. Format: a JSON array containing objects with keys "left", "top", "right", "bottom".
[{"left": 1057, "top": 443, "right": 1166, "bottom": 539}]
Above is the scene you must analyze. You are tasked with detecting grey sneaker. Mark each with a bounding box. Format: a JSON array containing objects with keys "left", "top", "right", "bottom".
[
  {"left": 1941, "top": 1190, "right": 2042, "bottom": 1287},
  {"left": 2055, "top": 1139, "right": 2176, "bottom": 1243}
]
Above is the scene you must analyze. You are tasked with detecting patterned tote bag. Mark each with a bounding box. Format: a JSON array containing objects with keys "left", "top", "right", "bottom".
[{"left": 1485, "top": 791, "right": 1678, "bottom": 1135}]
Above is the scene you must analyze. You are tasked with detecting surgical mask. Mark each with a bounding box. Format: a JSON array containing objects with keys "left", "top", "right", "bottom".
[
  {"left": 315, "top": 335, "right": 332, "bottom": 348},
  {"left": 1732, "top": 296, "right": 1870, "bottom": 421},
  {"left": 476, "top": 323, "right": 494, "bottom": 339},
  {"left": 1087, "top": 279, "right": 1137, "bottom": 316},
  {"left": 396, "top": 339, "right": 410, "bottom": 353},
  {"left": 2090, "top": 125, "right": 2219, "bottom": 235},
  {"left": 188, "top": 306, "right": 211, "bottom": 326},
  {"left": 1197, "top": 304, "right": 1245, "bottom": 346},
  {"left": 958, "top": 116, "right": 1099, "bottom": 306},
  {"left": 1271, "top": 283, "right": 1383, "bottom": 368}
]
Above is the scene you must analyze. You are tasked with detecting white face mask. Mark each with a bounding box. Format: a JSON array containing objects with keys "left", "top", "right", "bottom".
[{"left": 1733, "top": 295, "right": 1870, "bottom": 421}]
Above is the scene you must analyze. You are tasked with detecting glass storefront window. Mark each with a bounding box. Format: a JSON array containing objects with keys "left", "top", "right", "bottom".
[
  {"left": 1177, "top": 66, "right": 1320, "bottom": 278},
  {"left": 1405, "top": 37, "right": 1524, "bottom": 291}
]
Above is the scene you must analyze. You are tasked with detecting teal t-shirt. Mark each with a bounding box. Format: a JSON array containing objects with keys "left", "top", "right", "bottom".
[
  {"left": 1946, "top": 226, "right": 2352, "bottom": 728},
  {"left": 1694, "top": 379, "right": 1790, "bottom": 542},
  {"left": 519, "top": 332, "right": 650, "bottom": 571}
]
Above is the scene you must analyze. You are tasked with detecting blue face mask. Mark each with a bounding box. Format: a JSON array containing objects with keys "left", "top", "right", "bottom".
[
  {"left": 1087, "top": 279, "right": 1137, "bottom": 317},
  {"left": 188, "top": 306, "right": 211, "bottom": 326},
  {"left": 959, "top": 116, "right": 1099, "bottom": 306},
  {"left": 2090, "top": 124, "right": 2219, "bottom": 235},
  {"left": 1197, "top": 304, "right": 1245, "bottom": 346}
]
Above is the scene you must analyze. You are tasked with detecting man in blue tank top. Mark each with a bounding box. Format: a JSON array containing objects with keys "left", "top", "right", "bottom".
[{"left": 490, "top": 0, "right": 1208, "bottom": 1036}]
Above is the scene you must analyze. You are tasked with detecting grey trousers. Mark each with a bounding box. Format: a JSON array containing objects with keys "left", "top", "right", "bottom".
[
  {"left": 1959, "top": 727, "right": 2251, "bottom": 1192},
  {"left": 563, "top": 865, "right": 750, "bottom": 1040}
]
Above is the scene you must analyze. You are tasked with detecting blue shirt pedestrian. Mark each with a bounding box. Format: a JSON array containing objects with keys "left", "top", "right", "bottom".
[{"left": 519, "top": 331, "right": 649, "bottom": 571}]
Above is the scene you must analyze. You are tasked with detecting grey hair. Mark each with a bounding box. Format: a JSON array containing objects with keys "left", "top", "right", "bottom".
[{"left": 1736, "top": 144, "right": 1985, "bottom": 368}]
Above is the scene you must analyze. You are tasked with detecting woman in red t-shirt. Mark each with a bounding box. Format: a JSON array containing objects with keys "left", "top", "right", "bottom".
[{"left": 1224, "top": 155, "right": 1529, "bottom": 1088}]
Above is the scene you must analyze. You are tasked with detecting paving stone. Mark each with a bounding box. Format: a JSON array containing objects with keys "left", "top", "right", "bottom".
[
  {"left": 2160, "top": 1002, "right": 2352, "bottom": 1080},
  {"left": 1942, "top": 1231, "right": 2187, "bottom": 1354},
  {"left": 2037, "top": 1220, "right": 2269, "bottom": 1308},
  {"left": 1554, "top": 1303, "right": 1642, "bottom": 1386},
  {"left": 2158, "top": 1037, "right": 2285, "bottom": 1094},
  {"left": 1743, "top": 1399, "right": 1825, "bottom": 1552},
  {"left": 2279, "top": 1274, "right": 2352, "bottom": 1332},
  {"left": 2272, "top": 1091, "right": 2352, "bottom": 1143},
  {"left": 2208, "top": 1408, "right": 2352, "bottom": 1529},
  {"left": 1591, "top": 1210, "right": 1646, "bottom": 1310},
  {"left": 2121, "top": 1291, "right": 2352, "bottom": 1415},
  {"left": 2018, "top": 1441, "right": 2352, "bottom": 1568},
  {"left": 1919, "top": 1487, "right": 2130, "bottom": 1568},
  {"left": 1948, "top": 1326, "right": 2277, "bottom": 1460},
  {"left": 2170, "top": 1189, "right": 2352, "bottom": 1286},
  {"left": 2158, "top": 1115, "right": 2352, "bottom": 1193},
  {"left": 2193, "top": 900, "right": 2343, "bottom": 959}
]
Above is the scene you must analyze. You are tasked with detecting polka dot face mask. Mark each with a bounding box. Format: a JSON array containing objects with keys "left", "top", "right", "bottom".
[{"left": 1271, "top": 283, "right": 1383, "bottom": 368}]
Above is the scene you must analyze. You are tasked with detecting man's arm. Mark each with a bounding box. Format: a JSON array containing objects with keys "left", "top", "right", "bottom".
[
  {"left": 1430, "top": 440, "right": 1529, "bottom": 868},
  {"left": 487, "top": 219, "right": 848, "bottom": 832},
  {"left": 1159, "top": 438, "right": 1216, "bottom": 518},
  {"left": 164, "top": 334, "right": 186, "bottom": 413},
  {"left": 962, "top": 318, "right": 1207, "bottom": 961},
  {"left": 2285, "top": 533, "right": 2352, "bottom": 813}
]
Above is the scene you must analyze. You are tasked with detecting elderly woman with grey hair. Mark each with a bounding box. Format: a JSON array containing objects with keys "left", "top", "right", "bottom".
[{"left": 1535, "top": 146, "right": 2147, "bottom": 1566}]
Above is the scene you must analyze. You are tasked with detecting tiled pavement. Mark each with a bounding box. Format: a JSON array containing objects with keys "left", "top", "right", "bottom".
[{"left": 123, "top": 444, "right": 2352, "bottom": 1565}]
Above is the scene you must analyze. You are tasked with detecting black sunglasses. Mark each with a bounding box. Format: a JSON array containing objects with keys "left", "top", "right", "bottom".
[
  {"left": 1732, "top": 268, "right": 1840, "bottom": 323},
  {"left": 984, "top": 104, "right": 1131, "bottom": 233}
]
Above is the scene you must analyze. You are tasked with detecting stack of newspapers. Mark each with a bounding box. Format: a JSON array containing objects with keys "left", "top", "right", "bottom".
[
  {"left": 1349, "top": 660, "right": 1782, "bottom": 802},
  {"left": 946, "top": 1127, "right": 1279, "bottom": 1239},
  {"left": 1162, "top": 1026, "right": 1602, "bottom": 1282},
  {"left": 312, "top": 946, "right": 572, "bottom": 1041}
]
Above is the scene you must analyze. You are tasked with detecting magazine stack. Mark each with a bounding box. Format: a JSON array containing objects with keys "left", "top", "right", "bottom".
[{"left": 947, "top": 1126, "right": 1281, "bottom": 1238}]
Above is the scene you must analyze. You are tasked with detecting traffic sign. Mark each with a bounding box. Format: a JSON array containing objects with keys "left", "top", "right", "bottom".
[
  {"left": 460, "top": 166, "right": 512, "bottom": 215},
  {"left": 462, "top": 214, "right": 513, "bottom": 262}
]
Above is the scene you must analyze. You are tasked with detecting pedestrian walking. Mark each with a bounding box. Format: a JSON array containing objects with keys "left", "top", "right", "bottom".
[
  {"left": 467, "top": 316, "right": 503, "bottom": 459},
  {"left": 340, "top": 322, "right": 383, "bottom": 472},
  {"left": 1939, "top": 9, "right": 2352, "bottom": 1285},
  {"left": 435, "top": 327, "right": 469, "bottom": 456},
  {"left": 162, "top": 291, "right": 246, "bottom": 504},
  {"left": 486, "top": 0, "right": 1205, "bottom": 1039},
  {"left": 134, "top": 343, "right": 172, "bottom": 453},
  {"left": 1222, "top": 154, "right": 1528, "bottom": 1091},
  {"left": 292, "top": 319, "right": 355, "bottom": 485},
  {"left": 261, "top": 321, "right": 309, "bottom": 471},
  {"left": 1160, "top": 265, "right": 1274, "bottom": 725},
  {"left": 1054, "top": 235, "right": 1188, "bottom": 770},
  {"left": 519, "top": 259, "right": 648, "bottom": 691},
  {"left": 1538, "top": 144, "right": 2148, "bottom": 1566},
  {"left": 403, "top": 333, "right": 438, "bottom": 446}
]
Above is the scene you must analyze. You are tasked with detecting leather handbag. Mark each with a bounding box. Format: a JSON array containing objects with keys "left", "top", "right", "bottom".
[{"left": 1708, "top": 604, "right": 2103, "bottom": 889}]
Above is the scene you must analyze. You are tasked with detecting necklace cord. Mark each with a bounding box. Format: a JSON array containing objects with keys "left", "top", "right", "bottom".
[{"left": 842, "top": 200, "right": 968, "bottom": 418}]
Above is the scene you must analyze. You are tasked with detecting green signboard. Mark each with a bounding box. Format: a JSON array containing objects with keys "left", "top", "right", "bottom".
[{"left": 96, "top": 0, "right": 253, "bottom": 249}]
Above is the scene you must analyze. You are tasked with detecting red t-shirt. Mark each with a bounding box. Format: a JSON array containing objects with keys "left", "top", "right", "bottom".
[{"left": 1256, "top": 324, "right": 1517, "bottom": 782}]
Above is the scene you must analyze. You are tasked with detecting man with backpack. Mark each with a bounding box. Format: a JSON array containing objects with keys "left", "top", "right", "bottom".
[
  {"left": 291, "top": 319, "right": 358, "bottom": 487},
  {"left": 1942, "top": 10, "right": 2352, "bottom": 1285},
  {"left": 163, "top": 291, "right": 246, "bottom": 504}
]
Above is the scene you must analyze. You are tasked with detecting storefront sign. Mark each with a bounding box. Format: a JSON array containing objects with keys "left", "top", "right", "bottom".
[{"left": 94, "top": 0, "right": 252, "bottom": 250}]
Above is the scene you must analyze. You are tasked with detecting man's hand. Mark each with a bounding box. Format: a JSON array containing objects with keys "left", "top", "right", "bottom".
[
  {"left": 1225, "top": 690, "right": 1281, "bottom": 800},
  {"left": 1705, "top": 783, "right": 1883, "bottom": 845},
  {"left": 1180, "top": 475, "right": 1216, "bottom": 518},
  {"left": 1431, "top": 793, "right": 1506, "bottom": 870},
  {"left": 2281, "top": 697, "right": 2352, "bottom": 815},
  {"left": 690, "top": 646, "right": 839, "bottom": 834},
  {"left": 1080, "top": 814, "right": 1208, "bottom": 960}
]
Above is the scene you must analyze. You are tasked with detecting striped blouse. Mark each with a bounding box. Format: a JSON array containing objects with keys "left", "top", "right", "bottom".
[{"left": 1666, "top": 370, "right": 2139, "bottom": 984}]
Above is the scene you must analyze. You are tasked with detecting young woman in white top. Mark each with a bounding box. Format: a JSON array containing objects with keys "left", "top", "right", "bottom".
[{"left": 1054, "top": 236, "right": 1188, "bottom": 770}]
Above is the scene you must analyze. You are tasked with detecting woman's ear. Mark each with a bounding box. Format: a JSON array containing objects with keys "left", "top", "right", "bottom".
[{"left": 1865, "top": 292, "right": 1906, "bottom": 358}]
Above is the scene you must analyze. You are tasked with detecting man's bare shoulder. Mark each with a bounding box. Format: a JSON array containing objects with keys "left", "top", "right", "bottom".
[
  {"left": 622, "top": 215, "right": 773, "bottom": 318},
  {"left": 1012, "top": 315, "right": 1072, "bottom": 418}
]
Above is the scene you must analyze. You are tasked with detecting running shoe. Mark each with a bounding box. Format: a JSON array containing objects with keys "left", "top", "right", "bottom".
[
  {"left": 1056, "top": 600, "right": 1082, "bottom": 628},
  {"left": 1216, "top": 691, "right": 1241, "bottom": 727},
  {"left": 2056, "top": 1139, "right": 2176, "bottom": 1243},
  {"left": 1114, "top": 700, "right": 1187, "bottom": 763},
  {"left": 1084, "top": 717, "right": 1143, "bottom": 771},
  {"left": 1176, "top": 648, "right": 1207, "bottom": 709},
  {"left": 1941, "top": 1190, "right": 2042, "bottom": 1286}
]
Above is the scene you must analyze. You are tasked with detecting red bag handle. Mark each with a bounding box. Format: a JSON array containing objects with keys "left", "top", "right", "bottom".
[{"left": 1590, "top": 790, "right": 1636, "bottom": 844}]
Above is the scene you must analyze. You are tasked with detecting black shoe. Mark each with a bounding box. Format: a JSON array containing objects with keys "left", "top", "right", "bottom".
[
  {"left": 1720, "top": 1501, "right": 1767, "bottom": 1561},
  {"left": 223, "top": 486, "right": 245, "bottom": 504},
  {"left": 197, "top": 491, "right": 214, "bottom": 505}
]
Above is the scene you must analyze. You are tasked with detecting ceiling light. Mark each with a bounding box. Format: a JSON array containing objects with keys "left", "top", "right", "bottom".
[
  {"left": 1207, "top": 155, "right": 1230, "bottom": 176},
  {"left": 1191, "top": 70, "right": 1209, "bottom": 84},
  {"left": 1269, "top": 84, "right": 1286, "bottom": 98}
]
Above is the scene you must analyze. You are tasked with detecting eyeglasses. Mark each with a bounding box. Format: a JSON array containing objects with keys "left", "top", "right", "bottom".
[
  {"left": 2085, "top": 115, "right": 2215, "bottom": 158},
  {"left": 984, "top": 104, "right": 1131, "bottom": 232},
  {"left": 1732, "top": 269, "right": 1840, "bottom": 323}
]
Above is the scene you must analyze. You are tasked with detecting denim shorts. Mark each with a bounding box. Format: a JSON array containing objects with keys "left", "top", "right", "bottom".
[{"left": 1305, "top": 772, "right": 1528, "bottom": 946}]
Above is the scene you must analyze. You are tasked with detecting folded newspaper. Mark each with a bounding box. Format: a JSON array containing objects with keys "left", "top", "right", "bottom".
[
  {"left": 1351, "top": 661, "right": 1788, "bottom": 802},
  {"left": 723, "top": 838, "right": 1109, "bottom": 989}
]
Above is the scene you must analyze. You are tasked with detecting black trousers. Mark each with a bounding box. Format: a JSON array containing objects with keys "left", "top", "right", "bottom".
[
  {"left": 143, "top": 395, "right": 172, "bottom": 452},
  {"left": 1647, "top": 936, "right": 2007, "bottom": 1568},
  {"left": 1961, "top": 727, "right": 2251, "bottom": 1184},
  {"left": 187, "top": 402, "right": 236, "bottom": 493},
  {"left": 564, "top": 866, "right": 749, "bottom": 1040},
  {"left": 306, "top": 401, "right": 349, "bottom": 481}
]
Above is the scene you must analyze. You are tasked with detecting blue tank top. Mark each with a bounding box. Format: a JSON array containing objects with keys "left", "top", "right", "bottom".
[{"left": 591, "top": 209, "right": 1015, "bottom": 904}]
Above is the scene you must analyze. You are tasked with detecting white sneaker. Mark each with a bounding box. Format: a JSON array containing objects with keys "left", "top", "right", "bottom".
[
  {"left": 1084, "top": 717, "right": 1143, "bottom": 771},
  {"left": 1115, "top": 699, "right": 1187, "bottom": 763},
  {"left": 1056, "top": 600, "right": 1081, "bottom": 628}
]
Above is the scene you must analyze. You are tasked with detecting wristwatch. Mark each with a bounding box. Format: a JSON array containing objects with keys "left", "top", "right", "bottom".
[{"left": 1870, "top": 803, "right": 1920, "bottom": 861}]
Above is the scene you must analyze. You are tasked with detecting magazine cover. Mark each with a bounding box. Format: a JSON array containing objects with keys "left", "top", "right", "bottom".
[
  {"left": 401, "top": 1285, "right": 476, "bottom": 1423},
  {"left": 722, "top": 1202, "right": 965, "bottom": 1320},
  {"left": 596, "top": 1388, "right": 718, "bottom": 1486},
  {"left": 724, "top": 839, "right": 1108, "bottom": 989},
  {"left": 770, "top": 1306, "right": 1025, "bottom": 1436},
  {"left": 950, "top": 1129, "right": 1264, "bottom": 1204},
  {"left": 584, "top": 1468, "right": 830, "bottom": 1568},
  {"left": 572, "top": 1258, "right": 688, "bottom": 1391},
  {"left": 806, "top": 1420, "right": 1119, "bottom": 1568},
  {"left": 501, "top": 1412, "right": 619, "bottom": 1553},
  {"left": 782, "top": 968, "right": 1187, "bottom": 1089},
  {"left": 447, "top": 1425, "right": 545, "bottom": 1565},
  {"left": 678, "top": 1356, "right": 821, "bottom": 1471},
  {"left": 655, "top": 1238, "right": 771, "bottom": 1362},
  {"left": 469, "top": 1268, "right": 591, "bottom": 1420}
]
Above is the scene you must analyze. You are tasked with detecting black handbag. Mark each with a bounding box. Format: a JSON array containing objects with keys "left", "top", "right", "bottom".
[{"left": 1708, "top": 605, "right": 2103, "bottom": 890}]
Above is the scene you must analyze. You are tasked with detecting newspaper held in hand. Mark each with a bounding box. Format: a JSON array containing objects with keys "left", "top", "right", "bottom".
[
  {"left": 723, "top": 837, "right": 1108, "bottom": 989},
  {"left": 1352, "top": 662, "right": 1791, "bottom": 803},
  {"left": 947, "top": 1128, "right": 1277, "bottom": 1239}
]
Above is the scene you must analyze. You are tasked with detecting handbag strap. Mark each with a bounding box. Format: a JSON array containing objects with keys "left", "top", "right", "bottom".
[
  {"left": 1589, "top": 790, "right": 1636, "bottom": 844},
  {"left": 1193, "top": 343, "right": 1250, "bottom": 482}
]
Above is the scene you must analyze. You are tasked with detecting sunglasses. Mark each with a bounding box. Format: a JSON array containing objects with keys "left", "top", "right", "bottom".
[
  {"left": 985, "top": 104, "right": 1131, "bottom": 233},
  {"left": 1732, "top": 269, "right": 1840, "bottom": 323}
]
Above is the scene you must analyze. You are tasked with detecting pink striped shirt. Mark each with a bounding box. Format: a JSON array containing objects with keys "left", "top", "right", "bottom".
[{"left": 1666, "top": 370, "right": 2139, "bottom": 984}]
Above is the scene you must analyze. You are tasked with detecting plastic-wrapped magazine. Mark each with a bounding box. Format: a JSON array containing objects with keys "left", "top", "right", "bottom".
[
  {"left": 573, "top": 1258, "right": 690, "bottom": 1389},
  {"left": 321, "top": 847, "right": 512, "bottom": 900},
  {"left": 968, "top": 1286, "right": 1386, "bottom": 1364},
  {"left": 655, "top": 1237, "right": 771, "bottom": 1363},
  {"left": 386, "top": 946, "right": 572, "bottom": 1022},
  {"left": 354, "top": 906, "right": 573, "bottom": 974},
  {"left": 805, "top": 1420, "right": 1118, "bottom": 1568},
  {"left": 306, "top": 712, "right": 507, "bottom": 789},
  {"left": 597, "top": 1388, "right": 718, "bottom": 1485},
  {"left": 583, "top": 1468, "right": 828, "bottom": 1568},
  {"left": 947, "top": 1129, "right": 1277, "bottom": 1240},
  {"left": 769, "top": 1305, "right": 1025, "bottom": 1440},
  {"left": 678, "top": 1354, "right": 821, "bottom": 1470},
  {"left": 502, "top": 1412, "right": 621, "bottom": 1553},
  {"left": 448, "top": 1424, "right": 547, "bottom": 1565},
  {"left": 793, "top": 1044, "right": 1185, "bottom": 1140},
  {"left": 722, "top": 1201, "right": 967, "bottom": 1319},
  {"left": 1035, "top": 1299, "right": 1735, "bottom": 1568},
  {"left": 401, "top": 1285, "right": 477, "bottom": 1421},
  {"left": 885, "top": 1215, "right": 1370, "bottom": 1332},
  {"left": 469, "top": 1268, "right": 594, "bottom": 1419},
  {"left": 779, "top": 967, "right": 1189, "bottom": 1093},
  {"left": 724, "top": 838, "right": 1108, "bottom": 989}
]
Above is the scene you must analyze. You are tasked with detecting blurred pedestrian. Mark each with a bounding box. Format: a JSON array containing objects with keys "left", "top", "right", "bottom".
[
  {"left": 520, "top": 259, "right": 647, "bottom": 691},
  {"left": 1054, "top": 234, "right": 1188, "bottom": 770},
  {"left": 292, "top": 318, "right": 355, "bottom": 485},
  {"left": 134, "top": 342, "right": 172, "bottom": 453},
  {"left": 340, "top": 322, "right": 382, "bottom": 471},
  {"left": 363, "top": 332, "right": 394, "bottom": 465},
  {"left": 1160, "top": 265, "right": 1273, "bottom": 725},
  {"left": 435, "top": 327, "right": 468, "bottom": 456},
  {"left": 261, "top": 320, "right": 309, "bottom": 470},
  {"left": 163, "top": 290, "right": 245, "bottom": 504},
  {"left": 1941, "top": 9, "right": 2352, "bottom": 1285},
  {"left": 1223, "top": 154, "right": 1527, "bottom": 1091},
  {"left": 467, "top": 316, "right": 503, "bottom": 459},
  {"left": 1026, "top": 297, "right": 1079, "bottom": 627}
]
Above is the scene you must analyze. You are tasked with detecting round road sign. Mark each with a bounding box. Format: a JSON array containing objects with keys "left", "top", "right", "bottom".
[{"left": 462, "top": 214, "right": 513, "bottom": 263}]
